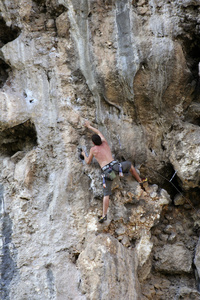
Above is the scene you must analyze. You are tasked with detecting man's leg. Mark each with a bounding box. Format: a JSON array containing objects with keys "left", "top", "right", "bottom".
[
  {"left": 99, "top": 195, "right": 109, "bottom": 223},
  {"left": 130, "top": 165, "right": 142, "bottom": 183},
  {"left": 99, "top": 177, "right": 112, "bottom": 223},
  {"left": 130, "top": 164, "right": 148, "bottom": 187},
  {"left": 103, "top": 195, "right": 109, "bottom": 217}
]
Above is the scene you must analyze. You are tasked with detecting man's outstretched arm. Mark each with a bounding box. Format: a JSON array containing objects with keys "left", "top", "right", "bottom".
[
  {"left": 84, "top": 120, "right": 106, "bottom": 142},
  {"left": 82, "top": 148, "right": 93, "bottom": 164}
]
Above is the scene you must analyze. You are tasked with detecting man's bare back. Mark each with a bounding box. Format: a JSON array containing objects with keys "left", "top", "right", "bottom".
[
  {"left": 81, "top": 121, "right": 114, "bottom": 168},
  {"left": 91, "top": 140, "right": 114, "bottom": 168}
]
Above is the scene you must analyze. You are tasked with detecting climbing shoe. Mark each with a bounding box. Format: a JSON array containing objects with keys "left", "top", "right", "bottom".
[
  {"left": 139, "top": 178, "right": 148, "bottom": 187},
  {"left": 99, "top": 215, "right": 107, "bottom": 223}
]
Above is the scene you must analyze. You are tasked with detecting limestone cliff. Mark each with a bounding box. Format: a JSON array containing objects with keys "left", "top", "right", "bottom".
[{"left": 0, "top": 1, "right": 200, "bottom": 299}]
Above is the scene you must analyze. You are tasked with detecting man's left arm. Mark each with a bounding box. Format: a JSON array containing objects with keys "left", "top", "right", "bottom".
[{"left": 82, "top": 148, "right": 93, "bottom": 164}]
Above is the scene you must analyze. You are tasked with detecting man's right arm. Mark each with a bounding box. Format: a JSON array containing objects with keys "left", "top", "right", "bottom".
[
  {"left": 84, "top": 121, "right": 106, "bottom": 142},
  {"left": 82, "top": 148, "right": 93, "bottom": 164}
]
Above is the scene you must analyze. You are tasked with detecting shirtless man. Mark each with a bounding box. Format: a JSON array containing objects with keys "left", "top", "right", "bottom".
[{"left": 82, "top": 121, "right": 146, "bottom": 223}]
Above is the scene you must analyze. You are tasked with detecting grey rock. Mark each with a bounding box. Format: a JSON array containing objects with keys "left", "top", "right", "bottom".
[
  {"left": 176, "top": 287, "right": 200, "bottom": 300},
  {"left": 194, "top": 238, "right": 200, "bottom": 279},
  {"left": 168, "top": 233, "right": 177, "bottom": 244},
  {"left": 0, "top": 0, "right": 199, "bottom": 299},
  {"left": 154, "top": 244, "right": 192, "bottom": 274},
  {"left": 174, "top": 194, "right": 185, "bottom": 206},
  {"left": 78, "top": 234, "right": 141, "bottom": 299}
]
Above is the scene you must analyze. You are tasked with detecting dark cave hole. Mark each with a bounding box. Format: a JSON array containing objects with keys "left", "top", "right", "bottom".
[
  {"left": 185, "top": 187, "right": 200, "bottom": 207},
  {"left": 0, "top": 17, "right": 21, "bottom": 88},
  {"left": 186, "top": 114, "right": 200, "bottom": 127},
  {"left": 33, "top": 0, "right": 46, "bottom": 3},
  {"left": 0, "top": 17, "right": 21, "bottom": 46},
  {"left": 150, "top": 163, "right": 200, "bottom": 209},
  {"left": 0, "top": 59, "right": 11, "bottom": 88},
  {"left": 32, "top": 0, "right": 47, "bottom": 14},
  {"left": 185, "top": 39, "right": 200, "bottom": 80},
  {"left": 162, "top": 165, "right": 183, "bottom": 200},
  {"left": 179, "top": 29, "right": 200, "bottom": 96},
  {"left": 193, "top": 220, "right": 200, "bottom": 236},
  {"left": 50, "top": 4, "right": 67, "bottom": 17},
  {"left": 130, "top": 238, "right": 137, "bottom": 248},
  {"left": 0, "top": 120, "right": 38, "bottom": 157},
  {"left": 176, "top": 6, "right": 200, "bottom": 131},
  {"left": 147, "top": 163, "right": 183, "bottom": 201},
  {"left": 33, "top": 0, "right": 66, "bottom": 17},
  {"left": 69, "top": 251, "right": 80, "bottom": 264}
]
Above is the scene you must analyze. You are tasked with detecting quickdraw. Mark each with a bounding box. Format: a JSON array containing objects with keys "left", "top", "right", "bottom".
[
  {"left": 119, "top": 163, "right": 123, "bottom": 177},
  {"left": 102, "top": 174, "right": 106, "bottom": 188}
]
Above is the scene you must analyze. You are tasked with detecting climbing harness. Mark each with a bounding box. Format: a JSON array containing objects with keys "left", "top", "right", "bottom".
[
  {"left": 101, "top": 161, "right": 123, "bottom": 188},
  {"left": 144, "top": 165, "right": 200, "bottom": 216},
  {"left": 101, "top": 160, "right": 118, "bottom": 171}
]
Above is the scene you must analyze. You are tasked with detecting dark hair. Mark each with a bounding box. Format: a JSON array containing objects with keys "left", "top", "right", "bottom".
[{"left": 92, "top": 134, "right": 102, "bottom": 145}]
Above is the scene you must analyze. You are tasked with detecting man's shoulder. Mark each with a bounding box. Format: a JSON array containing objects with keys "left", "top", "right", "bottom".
[
  {"left": 102, "top": 140, "right": 108, "bottom": 144},
  {"left": 90, "top": 146, "right": 96, "bottom": 153}
]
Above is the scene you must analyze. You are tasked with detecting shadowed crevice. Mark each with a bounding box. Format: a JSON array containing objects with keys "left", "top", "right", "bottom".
[
  {"left": 0, "top": 17, "right": 20, "bottom": 47},
  {"left": 0, "top": 17, "right": 21, "bottom": 88},
  {"left": 0, "top": 120, "right": 38, "bottom": 157},
  {"left": 0, "top": 59, "right": 11, "bottom": 88}
]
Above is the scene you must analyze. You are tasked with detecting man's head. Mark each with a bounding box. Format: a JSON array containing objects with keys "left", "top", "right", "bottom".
[{"left": 92, "top": 134, "right": 102, "bottom": 145}]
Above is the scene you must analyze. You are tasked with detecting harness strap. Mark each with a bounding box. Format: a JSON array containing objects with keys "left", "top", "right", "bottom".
[
  {"left": 119, "top": 163, "right": 123, "bottom": 177},
  {"left": 102, "top": 160, "right": 118, "bottom": 171},
  {"left": 102, "top": 161, "right": 124, "bottom": 188},
  {"left": 102, "top": 174, "right": 106, "bottom": 188}
]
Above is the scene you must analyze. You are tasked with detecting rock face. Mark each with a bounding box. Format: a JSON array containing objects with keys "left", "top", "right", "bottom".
[
  {"left": 78, "top": 234, "right": 140, "bottom": 300},
  {"left": 154, "top": 244, "right": 192, "bottom": 274},
  {"left": 0, "top": 1, "right": 200, "bottom": 299}
]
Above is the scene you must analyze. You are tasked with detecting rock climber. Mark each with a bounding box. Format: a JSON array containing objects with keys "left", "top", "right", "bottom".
[{"left": 81, "top": 120, "right": 147, "bottom": 223}]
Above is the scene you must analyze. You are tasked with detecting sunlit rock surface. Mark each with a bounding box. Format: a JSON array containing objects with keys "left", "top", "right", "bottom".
[{"left": 0, "top": 1, "right": 200, "bottom": 299}]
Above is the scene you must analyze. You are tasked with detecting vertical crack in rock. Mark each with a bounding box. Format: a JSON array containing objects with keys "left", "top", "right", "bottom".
[
  {"left": 0, "top": 184, "right": 4, "bottom": 215},
  {"left": 46, "top": 191, "right": 54, "bottom": 209},
  {"left": 0, "top": 120, "right": 38, "bottom": 157},
  {"left": 67, "top": 0, "right": 102, "bottom": 121},
  {"left": 46, "top": 265, "right": 56, "bottom": 299},
  {"left": 116, "top": 0, "right": 139, "bottom": 100},
  {"left": 0, "top": 184, "right": 17, "bottom": 300}
]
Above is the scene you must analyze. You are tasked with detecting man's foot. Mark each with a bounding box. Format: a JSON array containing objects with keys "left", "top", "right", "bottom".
[
  {"left": 139, "top": 178, "right": 148, "bottom": 188},
  {"left": 99, "top": 214, "right": 107, "bottom": 223}
]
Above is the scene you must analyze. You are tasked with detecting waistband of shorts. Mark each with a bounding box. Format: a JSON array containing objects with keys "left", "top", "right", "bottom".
[{"left": 102, "top": 160, "right": 118, "bottom": 172}]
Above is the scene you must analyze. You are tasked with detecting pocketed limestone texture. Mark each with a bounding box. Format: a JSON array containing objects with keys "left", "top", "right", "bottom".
[{"left": 0, "top": 1, "right": 200, "bottom": 299}]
